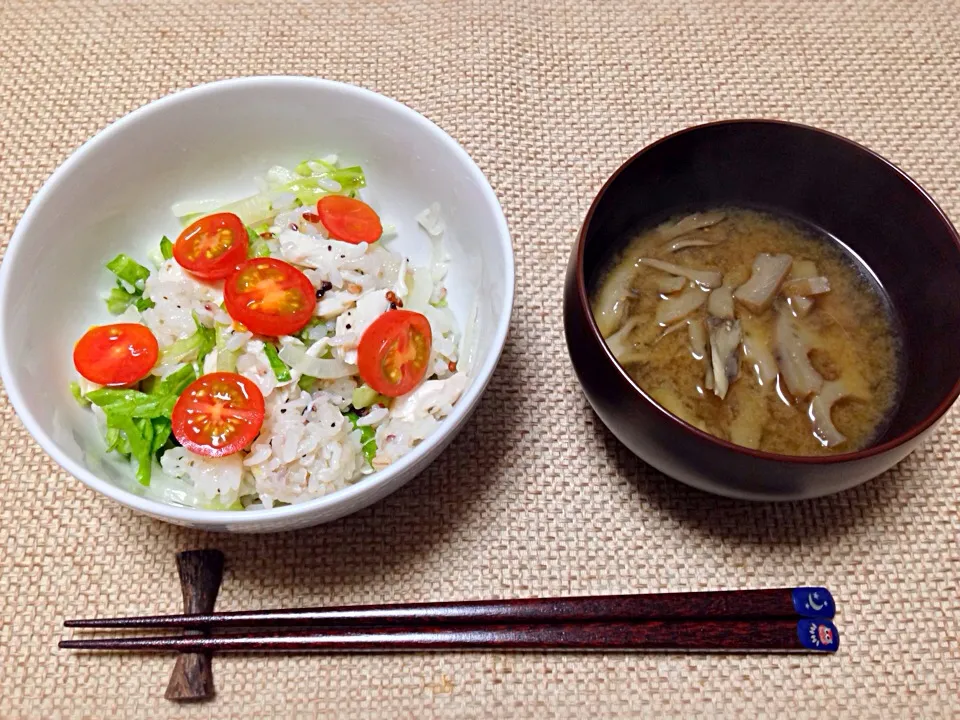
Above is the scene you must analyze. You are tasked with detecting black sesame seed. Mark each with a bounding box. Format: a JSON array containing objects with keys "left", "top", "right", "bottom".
[
  {"left": 345, "top": 324, "right": 352, "bottom": 330},
  {"left": 290, "top": 223, "right": 299, "bottom": 231},
  {"left": 327, "top": 245, "right": 332, "bottom": 251}
]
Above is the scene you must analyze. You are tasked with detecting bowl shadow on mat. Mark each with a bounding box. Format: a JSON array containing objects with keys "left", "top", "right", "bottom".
[
  {"left": 207, "top": 363, "right": 519, "bottom": 596},
  {"left": 589, "top": 407, "right": 906, "bottom": 545}
]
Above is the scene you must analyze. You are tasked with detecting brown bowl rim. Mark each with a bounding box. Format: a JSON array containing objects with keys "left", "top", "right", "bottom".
[{"left": 575, "top": 118, "right": 960, "bottom": 465}]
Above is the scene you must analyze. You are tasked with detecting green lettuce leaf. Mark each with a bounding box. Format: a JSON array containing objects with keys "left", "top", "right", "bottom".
[
  {"left": 111, "top": 415, "right": 153, "bottom": 485},
  {"left": 104, "top": 426, "right": 122, "bottom": 454},
  {"left": 351, "top": 385, "right": 388, "bottom": 409},
  {"left": 106, "top": 253, "right": 150, "bottom": 291},
  {"left": 83, "top": 364, "right": 196, "bottom": 485},
  {"left": 294, "top": 317, "right": 325, "bottom": 343},
  {"left": 86, "top": 388, "right": 178, "bottom": 421},
  {"left": 214, "top": 324, "right": 239, "bottom": 373},
  {"left": 298, "top": 375, "right": 318, "bottom": 392},
  {"left": 161, "top": 314, "right": 215, "bottom": 365},
  {"left": 104, "top": 254, "right": 154, "bottom": 314},
  {"left": 151, "top": 417, "right": 173, "bottom": 454},
  {"left": 156, "top": 363, "right": 197, "bottom": 395},
  {"left": 345, "top": 410, "right": 377, "bottom": 465},
  {"left": 70, "top": 381, "right": 90, "bottom": 408},
  {"left": 246, "top": 225, "right": 271, "bottom": 258},
  {"left": 263, "top": 342, "right": 291, "bottom": 382},
  {"left": 105, "top": 281, "right": 154, "bottom": 315}
]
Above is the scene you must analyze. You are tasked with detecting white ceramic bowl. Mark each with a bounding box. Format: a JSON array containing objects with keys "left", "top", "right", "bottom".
[{"left": 0, "top": 77, "right": 513, "bottom": 532}]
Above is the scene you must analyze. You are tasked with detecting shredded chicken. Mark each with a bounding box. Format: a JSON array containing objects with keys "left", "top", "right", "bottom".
[
  {"left": 638, "top": 257, "right": 722, "bottom": 289},
  {"left": 707, "top": 317, "right": 741, "bottom": 399},
  {"left": 391, "top": 373, "right": 469, "bottom": 423},
  {"left": 773, "top": 306, "right": 824, "bottom": 398},
  {"left": 734, "top": 253, "right": 793, "bottom": 313},
  {"left": 316, "top": 290, "right": 358, "bottom": 318}
]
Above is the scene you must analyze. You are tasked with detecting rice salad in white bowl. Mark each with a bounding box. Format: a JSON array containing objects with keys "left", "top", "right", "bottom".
[
  {"left": 0, "top": 77, "right": 513, "bottom": 532},
  {"left": 71, "top": 157, "right": 479, "bottom": 511}
]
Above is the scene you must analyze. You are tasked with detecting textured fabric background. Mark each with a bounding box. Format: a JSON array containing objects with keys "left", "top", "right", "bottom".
[{"left": 1, "top": 0, "right": 958, "bottom": 717}]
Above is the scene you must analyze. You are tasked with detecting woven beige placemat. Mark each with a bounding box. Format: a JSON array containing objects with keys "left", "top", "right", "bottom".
[{"left": 2, "top": 0, "right": 959, "bottom": 717}]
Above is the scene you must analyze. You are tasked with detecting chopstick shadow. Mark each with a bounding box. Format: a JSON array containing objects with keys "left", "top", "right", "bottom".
[{"left": 589, "top": 407, "right": 907, "bottom": 545}]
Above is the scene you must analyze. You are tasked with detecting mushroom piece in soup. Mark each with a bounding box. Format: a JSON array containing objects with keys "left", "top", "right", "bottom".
[{"left": 591, "top": 208, "right": 903, "bottom": 455}]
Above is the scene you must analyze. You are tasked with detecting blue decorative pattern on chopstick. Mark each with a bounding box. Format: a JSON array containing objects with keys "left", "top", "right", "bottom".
[
  {"left": 791, "top": 587, "right": 835, "bottom": 618},
  {"left": 796, "top": 620, "right": 840, "bottom": 652}
]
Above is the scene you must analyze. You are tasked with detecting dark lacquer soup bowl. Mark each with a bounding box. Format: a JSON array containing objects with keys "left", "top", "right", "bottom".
[{"left": 563, "top": 120, "right": 960, "bottom": 500}]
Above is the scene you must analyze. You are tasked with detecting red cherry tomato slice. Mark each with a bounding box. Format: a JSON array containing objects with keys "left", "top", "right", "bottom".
[
  {"left": 73, "top": 323, "right": 159, "bottom": 387},
  {"left": 223, "top": 258, "right": 317, "bottom": 336},
  {"left": 357, "top": 310, "right": 433, "bottom": 397},
  {"left": 173, "top": 212, "right": 249, "bottom": 280},
  {"left": 316, "top": 195, "right": 382, "bottom": 244},
  {"left": 171, "top": 372, "right": 265, "bottom": 458}
]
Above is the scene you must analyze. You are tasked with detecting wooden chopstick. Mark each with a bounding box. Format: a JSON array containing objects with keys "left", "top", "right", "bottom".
[
  {"left": 64, "top": 587, "right": 834, "bottom": 630},
  {"left": 59, "top": 619, "right": 840, "bottom": 653}
]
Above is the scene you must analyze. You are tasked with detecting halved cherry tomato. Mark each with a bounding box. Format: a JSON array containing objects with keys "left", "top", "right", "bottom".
[
  {"left": 357, "top": 310, "right": 432, "bottom": 397},
  {"left": 173, "top": 212, "right": 248, "bottom": 280},
  {"left": 316, "top": 195, "right": 382, "bottom": 244},
  {"left": 73, "top": 323, "right": 159, "bottom": 387},
  {"left": 223, "top": 258, "right": 317, "bottom": 336},
  {"left": 171, "top": 372, "right": 265, "bottom": 458}
]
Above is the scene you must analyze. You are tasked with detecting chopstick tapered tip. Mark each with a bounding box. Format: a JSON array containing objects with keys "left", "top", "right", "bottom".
[
  {"left": 59, "top": 638, "right": 130, "bottom": 651},
  {"left": 64, "top": 617, "right": 153, "bottom": 629}
]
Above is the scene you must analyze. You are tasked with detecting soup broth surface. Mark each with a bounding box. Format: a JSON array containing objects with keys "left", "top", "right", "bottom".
[{"left": 591, "top": 208, "right": 903, "bottom": 455}]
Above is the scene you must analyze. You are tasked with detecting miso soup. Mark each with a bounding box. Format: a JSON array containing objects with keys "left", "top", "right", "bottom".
[{"left": 591, "top": 208, "right": 903, "bottom": 455}]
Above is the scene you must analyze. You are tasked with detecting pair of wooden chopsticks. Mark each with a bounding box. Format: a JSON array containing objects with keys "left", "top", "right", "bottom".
[{"left": 61, "top": 587, "right": 839, "bottom": 653}]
